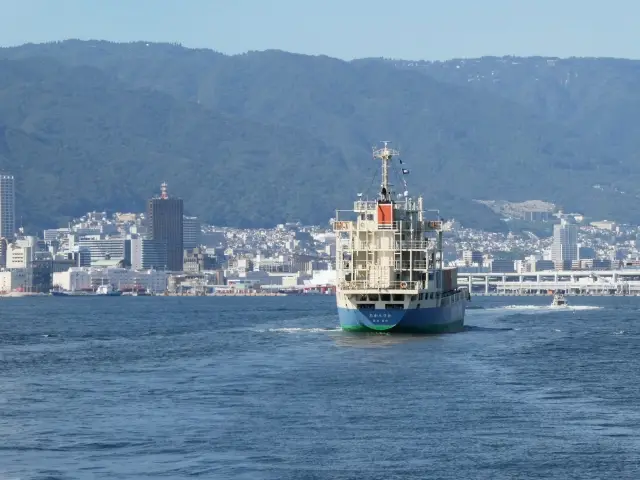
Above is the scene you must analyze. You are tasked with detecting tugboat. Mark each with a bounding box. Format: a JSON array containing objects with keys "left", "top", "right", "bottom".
[
  {"left": 550, "top": 291, "right": 568, "bottom": 307},
  {"left": 333, "top": 142, "right": 468, "bottom": 333}
]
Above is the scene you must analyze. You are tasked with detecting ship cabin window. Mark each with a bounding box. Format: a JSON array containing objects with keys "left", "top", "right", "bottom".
[
  {"left": 417, "top": 303, "right": 420, "bottom": 309},
  {"left": 381, "top": 294, "right": 391, "bottom": 301},
  {"left": 358, "top": 294, "right": 367, "bottom": 301},
  {"left": 428, "top": 273, "right": 434, "bottom": 281},
  {"left": 360, "top": 214, "right": 365, "bottom": 220},
  {"left": 385, "top": 304, "right": 404, "bottom": 310},
  {"left": 358, "top": 303, "right": 375, "bottom": 309},
  {"left": 392, "top": 294, "right": 404, "bottom": 301},
  {"left": 410, "top": 295, "right": 417, "bottom": 301},
  {"left": 367, "top": 214, "right": 374, "bottom": 221},
  {"left": 368, "top": 294, "right": 379, "bottom": 302},
  {"left": 436, "top": 293, "right": 440, "bottom": 299}
]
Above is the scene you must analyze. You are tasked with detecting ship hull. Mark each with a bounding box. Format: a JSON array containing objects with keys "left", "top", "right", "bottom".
[
  {"left": 50, "top": 291, "right": 94, "bottom": 297},
  {"left": 337, "top": 301, "right": 465, "bottom": 333}
]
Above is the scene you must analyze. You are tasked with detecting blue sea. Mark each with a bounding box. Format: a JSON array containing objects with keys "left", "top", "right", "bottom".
[{"left": 1, "top": 295, "right": 639, "bottom": 479}]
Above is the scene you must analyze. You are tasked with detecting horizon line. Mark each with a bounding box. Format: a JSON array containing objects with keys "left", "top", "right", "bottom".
[{"left": 2, "top": 38, "right": 640, "bottom": 64}]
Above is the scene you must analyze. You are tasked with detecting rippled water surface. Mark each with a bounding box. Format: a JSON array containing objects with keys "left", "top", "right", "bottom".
[{"left": 1, "top": 295, "right": 639, "bottom": 479}]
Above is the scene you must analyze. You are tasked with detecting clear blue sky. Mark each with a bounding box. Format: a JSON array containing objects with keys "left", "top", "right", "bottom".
[{"left": 0, "top": 0, "right": 637, "bottom": 60}]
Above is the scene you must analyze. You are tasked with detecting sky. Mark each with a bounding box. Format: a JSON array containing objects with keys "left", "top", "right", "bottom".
[{"left": 0, "top": 0, "right": 638, "bottom": 61}]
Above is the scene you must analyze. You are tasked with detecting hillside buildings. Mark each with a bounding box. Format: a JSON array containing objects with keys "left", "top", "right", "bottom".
[{"left": 5, "top": 170, "right": 640, "bottom": 295}]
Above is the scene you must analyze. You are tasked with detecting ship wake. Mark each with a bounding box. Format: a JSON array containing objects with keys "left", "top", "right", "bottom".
[
  {"left": 498, "top": 305, "right": 602, "bottom": 312},
  {"left": 259, "top": 327, "right": 341, "bottom": 334}
]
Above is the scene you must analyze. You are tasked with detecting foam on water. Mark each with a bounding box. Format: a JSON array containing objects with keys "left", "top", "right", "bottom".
[
  {"left": 260, "top": 327, "right": 341, "bottom": 334},
  {"left": 496, "top": 305, "right": 602, "bottom": 311}
]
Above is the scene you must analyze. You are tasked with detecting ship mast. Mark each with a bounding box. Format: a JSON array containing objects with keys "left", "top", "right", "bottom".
[{"left": 373, "top": 141, "right": 400, "bottom": 202}]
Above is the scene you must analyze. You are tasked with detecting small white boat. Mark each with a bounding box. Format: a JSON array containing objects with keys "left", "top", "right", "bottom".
[
  {"left": 96, "top": 284, "right": 122, "bottom": 296},
  {"left": 550, "top": 292, "right": 568, "bottom": 307}
]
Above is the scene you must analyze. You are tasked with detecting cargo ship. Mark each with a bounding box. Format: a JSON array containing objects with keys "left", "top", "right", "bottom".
[
  {"left": 50, "top": 286, "right": 95, "bottom": 296},
  {"left": 333, "top": 142, "right": 469, "bottom": 333}
]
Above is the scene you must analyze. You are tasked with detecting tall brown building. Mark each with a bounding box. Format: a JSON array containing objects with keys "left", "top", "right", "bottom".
[{"left": 147, "top": 182, "right": 183, "bottom": 271}]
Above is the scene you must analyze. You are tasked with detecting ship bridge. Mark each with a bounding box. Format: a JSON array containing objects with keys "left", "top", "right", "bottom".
[{"left": 333, "top": 197, "right": 446, "bottom": 293}]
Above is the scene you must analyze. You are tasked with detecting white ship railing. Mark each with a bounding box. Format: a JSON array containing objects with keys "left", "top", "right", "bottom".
[
  {"left": 396, "top": 261, "right": 429, "bottom": 270},
  {"left": 344, "top": 240, "right": 432, "bottom": 251},
  {"left": 353, "top": 201, "right": 378, "bottom": 211},
  {"left": 353, "top": 200, "right": 425, "bottom": 212},
  {"left": 396, "top": 240, "right": 431, "bottom": 250},
  {"left": 333, "top": 221, "right": 353, "bottom": 231},
  {"left": 338, "top": 280, "right": 421, "bottom": 291},
  {"left": 376, "top": 222, "right": 398, "bottom": 230},
  {"left": 334, "top": 219, "right": 442, "bottom": 232},
  {"left": 338, "top": 261, "right": 431, "bottom": 271}
]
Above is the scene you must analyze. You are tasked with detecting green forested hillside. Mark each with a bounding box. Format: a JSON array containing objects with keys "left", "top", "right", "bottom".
[
  {"left": 0, "top": 56, "right": 352, "bottom": 229},
  {"left": 2, "top": 41, "right": 640, "bottom": 230}
]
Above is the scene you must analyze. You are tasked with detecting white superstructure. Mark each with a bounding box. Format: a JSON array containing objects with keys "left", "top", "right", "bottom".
[{"left": 333, "top": 142, "right": 467, "bottom": 332}]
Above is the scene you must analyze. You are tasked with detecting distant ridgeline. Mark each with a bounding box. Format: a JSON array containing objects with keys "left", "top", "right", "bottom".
[{"left": 2, "top": 41, "right": 640, "bottom": 232}]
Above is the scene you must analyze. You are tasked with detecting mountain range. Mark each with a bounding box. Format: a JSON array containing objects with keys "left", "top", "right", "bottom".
[{"left": 1, "top": 40, "right": 640, "bottom": 232}]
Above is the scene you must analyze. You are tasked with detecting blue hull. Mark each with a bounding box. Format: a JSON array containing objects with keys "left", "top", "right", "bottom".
[
  {"left": 338, "top": 302, "right": 465, "bottom": 333},
  {"left": 50, "top": 291, "right": 93, "bottom": 297}
]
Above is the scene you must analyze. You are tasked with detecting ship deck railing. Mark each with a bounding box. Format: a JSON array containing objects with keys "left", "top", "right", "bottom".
[
  {"left": 338, "top": 280, "right": 421, "bottom": 292},
  {"left": 334, "top": 219, "right": 443, "bottom": 233},
  {"left": 341, "top": 240, "right": 432, "bottom": 251},
  {"left": 396, "top": 261, "right": 429, "bottom": 270},
  {"left": 352, "top": 200, "right": 422, "bottom": 213},
  {"left": 339, "top": 260, "right": 431, "bottom": 271}
]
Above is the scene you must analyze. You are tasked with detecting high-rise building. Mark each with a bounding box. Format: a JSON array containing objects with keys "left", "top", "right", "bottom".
[
  {"left": 0, "top": 174, "right": 15, "bottom": 239},
  {"left": 0, "top": 237, "right": 8, "bottom": 268},
  {"left": 462, "top": 250, "right": 483, "bottom": 266},
  {"left": 551, "top": 218, "right": 578, "bottom": 267},
  {"left": 75, "top": 236, "right": 131, "bottom": 265},
  {"left": 147, "top": 182, "right": 183, "bottom": 271},
  {"left": 183, "top": 247, "right": 216, "bottom": 273},
  {"left": 183, "top": 216, "right": 201, "bottom": 250},
  {"left": 131, "top": 237, "right": 167, "bottom": 270}
]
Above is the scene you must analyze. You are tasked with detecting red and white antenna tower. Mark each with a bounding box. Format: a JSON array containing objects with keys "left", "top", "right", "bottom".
[{"left": 160, "top": 182, "right": 168, "bottom": 199}]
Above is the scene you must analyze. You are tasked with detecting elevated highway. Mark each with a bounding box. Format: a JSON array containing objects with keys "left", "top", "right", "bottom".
[{"left": 458, "top": 269, "right": 640, "bottom": 295}]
